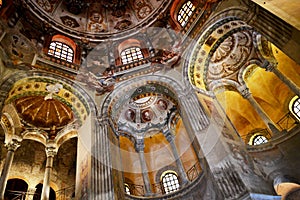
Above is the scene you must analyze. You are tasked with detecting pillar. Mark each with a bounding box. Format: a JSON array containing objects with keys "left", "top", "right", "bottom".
[
  {"left": 91, "top": 118, "right": 115, "bottom": 199},
  {"left": 163, "top": 129, "right": 189, "bottom": 184},
  {"left": 0, "top": 139, "right": 20, "bottom": 200},
  {"left": 41, "top": 145, "right": 57, "bottom": 200},
  {"left": 239, "top": 85, "right": 281, "bottom": 135},
  {"left": 134, "top": 138, "right": 152, "bottom": 196}
]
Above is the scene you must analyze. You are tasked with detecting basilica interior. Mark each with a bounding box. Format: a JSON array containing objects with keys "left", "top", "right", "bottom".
[{"left": 0, "top": 0, "right": 300, "bottom": 199}]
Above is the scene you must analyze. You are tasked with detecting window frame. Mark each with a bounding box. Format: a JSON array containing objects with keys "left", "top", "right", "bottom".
[
  {"left": 289, "top": 96, "right": 300, "bottom": 121},
  {"left": 177, "top": 1, "right": 195, "bottom": 27},
  {"left": 160, "top": 170, "right": 180, "bottom": 194},
  {"left": 120, "top": 46, "right": 144, "bottom": 65},
  {"left": 48, "top": 41, "right": 74, "bottom": 63}
]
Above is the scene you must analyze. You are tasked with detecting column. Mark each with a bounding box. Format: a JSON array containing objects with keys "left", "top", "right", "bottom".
[
  {"left": 0, "top": 140, "right": 21, "bottom": 200},
  {"left": 163, "top": 129, "right": 189, "bottom": 184},
  {"left": 41, "top": 145, "right": 57, "bottom": 200},
  {"left": 134, "top": 138, "right": 152, "bottom": 196},
  {"left": 26, "top": 188, "right": 36, "bottom": 200},
  {"left": 263, "top": 61, "right": 300, "bottom": 97},
  {"left": 91, "top": 118, "right": 115, "bottom": 199},
  {"left": 239, "top": 86, "right": 281, "bottom": 135}
]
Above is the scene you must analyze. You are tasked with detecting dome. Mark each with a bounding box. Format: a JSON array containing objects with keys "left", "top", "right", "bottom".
[
  {"left": 24, "top": 0, "right": 170, "bottom": 41},
  {"left": 14, "top": 96, "right": 74, "bottom": 129}
]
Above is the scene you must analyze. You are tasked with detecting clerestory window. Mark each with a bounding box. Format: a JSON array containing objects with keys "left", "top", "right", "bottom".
[
  {"left": 290, "top": 96, "right": 300, "bottom": 120},
  {"left": 161, "top": 171, "right": 180, "bottom": 194},
  {"left": 48, "top": 41, "right": 74, "bottom": 63},
  {"left": 177, "top": 1, "right": 195, "bottom": 27},
  {"left": 120, "top": 47, "right": 144, "bottom": 64},
  {"left": 252, "top": 135, "right": 268, "bottom": 145}
]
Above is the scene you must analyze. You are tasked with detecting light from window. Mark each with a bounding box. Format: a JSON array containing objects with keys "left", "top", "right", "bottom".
[
  {"left": 124, "top": 184, "right": 130, "bottom": 195},
  {"left": 121, "top": 47, "right": 144, "bottom": 64},
  {"left": 252, "top": 135, "right": 268, "bottom": 145},
  {"left": 292, "top": 97, "right": 300, "bottom": 119},
  {"left": 177, "top": 1, "right": 195, "bottom": 27},
  {"left": 48, "top": 41, "right": 74, "bottom": 62},
  {"left": 161, "top": 172, "right": 180, "bottom": 194}
]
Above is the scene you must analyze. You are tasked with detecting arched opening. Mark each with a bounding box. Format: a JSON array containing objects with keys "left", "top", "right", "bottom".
[
  {"left": 4, "top": 179, "right": 28, "bottom": 200},
  {"left": 160, "top": 171, "right": 180, "bottom": 194},
  {"left": 104, "top": 77, "right": 206, "bottom": 198},
  {"left": 45, "top": 34, "right": 78, "bottom": 64},
  {"left": 177, "top": 1, "right": 195, "bottom": 27}
]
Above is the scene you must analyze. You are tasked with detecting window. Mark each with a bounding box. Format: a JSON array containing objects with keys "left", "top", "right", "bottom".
[
  {"left": 177, "top": 1, "right": 195, "bottom": 27},
  {"left": 48, "top": 41, "right": 74, "bottom": 62},
  {"left": 121, "top": 47, "right": 144, "bottom": 64},
  {"left": 161, "top": 171, "right": 180, "bottom": 194},
  {"left": 124, "top": 184, "right": 131, "bottom": 195},
  {"left": 290, "top": 96, "right": 300, "bottom": 120},
  {"left": 252, "top": 135, "right": 268, "bottom": 145}
]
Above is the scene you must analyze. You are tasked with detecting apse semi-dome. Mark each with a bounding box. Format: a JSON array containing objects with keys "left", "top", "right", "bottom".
[{"left": 24, "top": 0, "right": 170, "bottom": 41}]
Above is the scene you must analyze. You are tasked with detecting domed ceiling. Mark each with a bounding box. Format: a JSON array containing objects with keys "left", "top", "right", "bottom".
[{"left": 24, "top": 0, "right": 170, "bottom": 40}]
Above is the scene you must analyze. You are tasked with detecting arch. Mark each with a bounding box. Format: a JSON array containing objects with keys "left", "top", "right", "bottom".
[
  {"left": 4, "top": 178, "right": 28, "bottom": 200},
  {"left": 101, "top": 75, "right": 209, "bottom": 197},
  {"left": 101, "top": 74, "right": 209, "bottom": 132},
  {"left": 0, "top": 70, "right": 97, "bottom": 150}
]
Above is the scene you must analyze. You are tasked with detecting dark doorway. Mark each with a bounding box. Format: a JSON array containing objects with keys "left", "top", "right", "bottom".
[{"left": 4, "top": 178, "right": 28, "bottom": 200}]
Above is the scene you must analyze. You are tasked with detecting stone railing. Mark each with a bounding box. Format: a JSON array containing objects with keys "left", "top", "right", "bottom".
[{"left": 125, "top": 161, "right": 202, "bottom": 198}]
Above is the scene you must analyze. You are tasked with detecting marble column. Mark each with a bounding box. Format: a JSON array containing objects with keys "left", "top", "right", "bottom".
[
  {"left": 0, "top": 140, "right": 21, "bottom": 200},
  {"left": 264, "top": 62, "right": 300, "bottom": 97},
  {"left": 134, "top": 138, "right": 152, "bottom": 196},
  {"left": 41, "top": 146, "right": 57, "bottom": 200},
  {"left": 91, "top": 118, "right": 115, "bottom": 199},
  {"left": 163, "top": 129, "right": 189, "bottom": 184},
  {"left": 239, "top": 86, "right": 281, "bottom": 135}
]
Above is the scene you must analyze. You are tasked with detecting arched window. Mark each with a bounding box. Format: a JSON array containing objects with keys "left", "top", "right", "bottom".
[
  {"left": 289, "top": 96, "right": 300, "bottom": 120},
  {"left": 120, "top": 46, "right": 144, "bottom": 64},
  {"left": 48, "top": 41, "right": 74, "bottom": 62},
  {"left": 177, "top": 1, "right": 195, "bottom": 27},
  {"left": 124, "top": 183, "right": 131, "bottom": 195},
  {"left": 161, "top": 171, "right": 180, "bottom": 194},
  {"left": 252, "top": 135, "right": 268, "bottom": 145}
]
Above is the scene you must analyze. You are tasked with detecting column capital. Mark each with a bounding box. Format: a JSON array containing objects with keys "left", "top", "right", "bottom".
[
  {"left": 162, "top": 128, "right": 174, "bottom": 143},
  {"left": 134, "top": 138, "right": 145, "bottom": 152},
  {"left": 45, "top": 142, "right": 58, "bottom": 157},
  {"left": 238, "top": 85, "right": 251, "bottom": 99},
  {"left": 97, "top": 115, "right": 109, "bottom": 125},
  {"left": 5, "top": 139, "right": 21, "bottom": 151},
  {"left": 261, "top": 60, "right": 278, "bottom": 72}
]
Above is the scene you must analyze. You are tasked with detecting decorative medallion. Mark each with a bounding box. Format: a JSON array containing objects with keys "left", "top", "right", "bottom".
[{"left": 60, "top": 16, "right": 80, "bottom": 28}]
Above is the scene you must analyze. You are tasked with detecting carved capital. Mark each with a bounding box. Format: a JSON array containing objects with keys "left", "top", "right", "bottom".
[
  {"left": 98, "top": 115, "right": 109, "bottom": 125},
  {"left": 262, "top": 60, "right": 277, "bottom": 72},
  {"left": 162, "top": 128, "right": 174, "bottom": 142},
  {"left": 134, "top": 138, "right": 145, "bottom": 152},
  {"left": 45, "top": 142, "right": 58, "bottom": 157},
  {"left": 238, "top": 86, "right": 251, "bottom": 99},
  {"left": 5, "top": 140, "right": 21, "bottom": 151}
]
